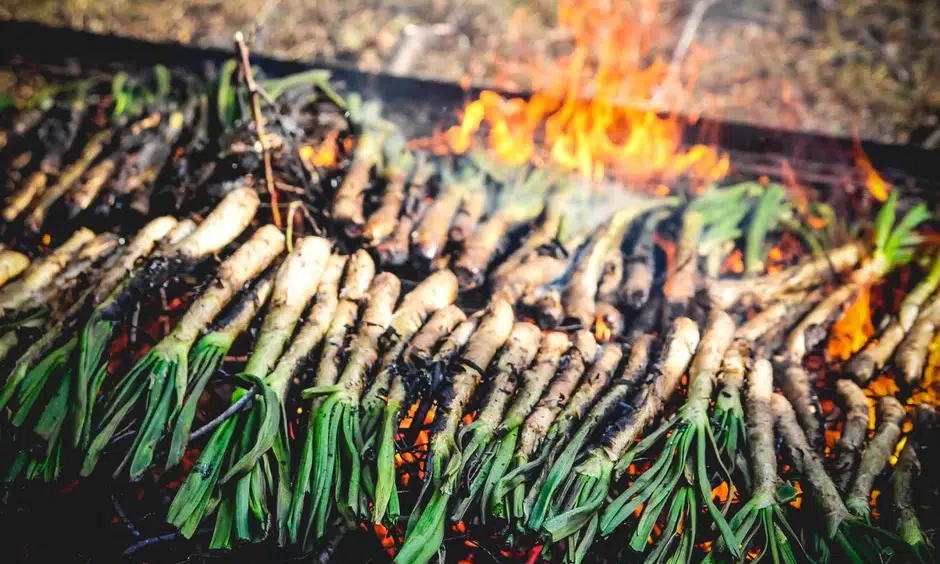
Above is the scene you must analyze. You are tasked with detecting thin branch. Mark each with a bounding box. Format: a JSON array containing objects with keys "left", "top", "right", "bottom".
[
  {"left": 234, "top": 31, "right": 281, "bottom": 228},
  {"left": 188, "top": 386, "right": 257, "bottom": 441}
]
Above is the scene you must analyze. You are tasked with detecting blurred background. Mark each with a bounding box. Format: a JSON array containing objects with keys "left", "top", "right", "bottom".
[{"left": 1, "top": 0, "right": 938, "bottom": 146}]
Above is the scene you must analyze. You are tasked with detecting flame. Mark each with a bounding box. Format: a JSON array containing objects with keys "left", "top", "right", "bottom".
[
  {"left": 595, "top": 315, "right": 612, "bottom": 341},
  {"left": 300, "top": 131, "right": 339, "bottom": 168},
  {"left": 711, "top": 482, "right": 730, "bottom": 504},
  {"left": 440, "top": 0, "right": 728, "bottom": 188},
  {"left": 721, "top": 249, "right": 744, "bottom": 275},
  {"left": 827, "top": 286, "right": 875, "bottom": 361},
  {"left": 853, "top": 139, "right": 891, "bottom": 201}
]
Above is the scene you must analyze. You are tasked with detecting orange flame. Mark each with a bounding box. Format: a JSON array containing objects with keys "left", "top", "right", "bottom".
[
  {"left": 853, "top": 139, "right": 891, "bottom": 201},
  {"left": 300, "top": 131, "right": 339, "bottom": 168},
  {"left": 441, "top": 0, "right": 728, "bottom": 189},
  {"left": 595, "top": 315, "right": 612, "bottom": 342},
  {"left": 827, "top": 286, "right": 875, "bottom": 361}
]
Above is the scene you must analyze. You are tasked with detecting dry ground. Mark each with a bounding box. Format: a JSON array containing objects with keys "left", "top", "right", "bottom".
[{"left": 1, "top": 0, "right": 938, "bottom": 145}]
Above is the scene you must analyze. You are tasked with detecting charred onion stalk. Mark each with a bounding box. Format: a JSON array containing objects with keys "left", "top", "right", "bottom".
[
  {"left": 706, "top": 241, "right": 866, "bottom": 310},
  {"left": 168, "top": 236, "right": 331, "bottom": 548},
  {"left": 448, "top": 189, "right": 486, "bottom": 247},
  {"left": 896, "top": 293, "right": 940, "bottom": 386},
  {"left": 538, "top": 317, "right": 699, "bottom": 564},
  {"left": 711, "top": 340, "right": 749, "bottom": 478},
  {"left": 594, "top": 311, "right": 737, "bottom": 563},
  {"left": 82, "top": 225, "right": 287, "bottom": 479},
  {"left": 833, "top": 379, "right": 870, "bottom": 493},
  {"left": 25, "top": 129, "right": 113, "bottom": 232},
  {"left": 527, "top": 336, "right": 651, "bottom": 531},
  {"left": 75, "top": 187, "right": 259, "bottom": 427},
  {"left": 621, "top": 209, "right": 668, "bottom": 310},
  {"left": 376, "top": 154, "right": 434, "bottom": 265},
  {"left": 777, "top": 193, "right": 925, "bottom": 448},
  {"left": 453, "top": 169, "right": 556, "bottom": 289},
  {"left": 167, "top": 272, "right": 275, "bottom": 468},
  {"left": 491, "top": 331, "right": 590, "bottom": 524},
  {"left": 401, "top": 305, "right": 466, "bottom": 368},
  {"left": 845, "top": 396, "right": 905, "bottom": 520},
  {"left": 704, "top": 358, "right": 803, "bottom": 563},
  {"left": 564, "top": 198, "right": 677, "bottom": 329},
  {"left": 287, "top": 251, "right": 375, "bottom": 543},
  {"left": 0, "top": 250, "right": 30, "bottom": 289},
  {"left": 331, "top": 96, "right": 388, "bottom": 233},
  {"left": 662, "top": 210, "right": 704, "bottom": 322},
  {"left": 772, "top": 393, "right": 908, "bottom": 564},
  {"left": 393, "top": 300, "right": 514, "bottom": 564},
  {"left": 362, "top": 138, "right": 413, "bottom": 244},
  {"left": 847, "top": 253, "right": 940, "bottom": 383},
  {"left": 448, "top": 322, "right": 542, "bottom": 520},
  {"left": 0, "top": 228, "right": 95, "bottom": 315},
  {"left": 411, "top": 165, "right": 485, "bottom": 264},
  {"left": 891, "top": 405, "right": 935, "bottom": 562}
]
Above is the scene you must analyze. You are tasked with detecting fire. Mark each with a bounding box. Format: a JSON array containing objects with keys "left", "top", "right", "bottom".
[
  {"left": 853, "top": 140, "right": 891, "bottom": 201},
  {"left": 827, "top": 285, "right": 875, "bottom": 361},
  {"left": 595, "top": 314, "right": 612, "bottom": 341},
  {"left": 299, "top": 130, "right": 339, "bottom": 168},
  {"left": 441, "top": 0, "right": 729, "bottom": 189}
]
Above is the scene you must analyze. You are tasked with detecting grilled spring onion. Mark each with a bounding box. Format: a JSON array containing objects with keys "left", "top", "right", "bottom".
[
  {"left": 491, "top": 190, "right": 568, "bottom": 282},
  {"left": 621, "top": 209, "right": 669, "bottom": 310},
  {"left": 706, "top": 241, "right": 866, "bottom": 310},
  {"left": 564, "top": 199, "right": 677, "bottom": 329},
  {"left": 663, "top": 209, "right": 704, "bottom": 322},
  {"left": 540, "top": 318, "right": 699, "bottom": 564},
  {"left": 895, "top": 294, "right": 940, "bottom": 386},
  {"left": 772, "top": 393, "right": 908, "bottom": 564},
  {"left": 82, "top": 225, "right": 287, "bottom": 479},
  {"left": 595, "top": 311, "right": 737, "bottom": 562},
  {"left": 0, "top": 217, "right": 179, "bottom": 438},
  {"left": 846, "top": 254, "right": 940, "bottom": 383},
  {"left": 448, "top": 189, "right": 486, "bottom": 246},
  {"left": 75, "top": 187, "right": 259, "bottom": 433},
  {"left": 358, "top": 271, "right": 459, "bottom": 525},
  {"left": 393, "top": 300, "right": 514, "bottom": 564},
  {"left": 402, "top": 305, "right": 467, "bottom": 369},
  {"left": 449, "top": 322, "right": 542, "bottom": 521},
  {"left": 453, "top": 169, "right": 556, "bottom": 290},
  {"left": 280, "top": 253, "right": 348, "bottom": 544},
  {"left": 528, "top": 338, "right": 650, "bottom": 532},
  {"left": 303, "top": 272, "right": 402, "bottom": 533},
  {"left": 287, "top": 251, "right": 375, "bottom": 543},
  {"left": 891, "top": 405, "right": 935, "bottom": 562},
  {"left": 712, "top": 340, "right": 749, "bottom": 478},
  {"left": 0, "top": 228, "right": 95, "bottom": 314},
  {"left": 776, "top": 194, "right": 925, "bottom": 448},
  {"left": 166, "top": 272, "right": 275, "bottom": 469},
  {"left": 3, "top": 171, "right": 48, "bottom": 222},
  {"left": 733, "top": 289, "right": 820, "bottom": 343},
  {"left": 331, "top": 98, "right": 388, "bottom": 233},
  {"left": 0, "top": 250, "right": 29, "bottom": 289},
  {"left": 489, "top": 331, "right": 583, "bottom": 522},
  {"left": 704, "top": 358, "right": 803, "bottom": 564},
  {"left": 167, "top": 236, "right": 331, "bottom": 548},
  {"left": 411, "top": 166, "right": 485, "bottom": 263},
  {"left": 833, "top": 379, "right": 870, "bottom": 494},
  {"left": 362, "top": 139, "right": 414, "bottom": 244},
  {"left": 845, "top": 396, "right": 905, "bottom": 520},
  {"left": 376, "top": 154, "right": 434, "bottom": 266},
  {"left": 25, "top": 129, "right": 113, "bottom": 232}
]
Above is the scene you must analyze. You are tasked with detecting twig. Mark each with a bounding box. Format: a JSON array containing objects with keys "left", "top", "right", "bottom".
[
  {"left": 316, "top": 525, "right": 350, "bottom": 564},
  {"left": 111, "top": 494, "right": 140, "bottom": 537},
  {"left": 121, "top": 527, "right": 212, "bottom": 557},
  {"left": 234, "top": 31, "right": 281, "bottom": 228},
  {"left": 188, "top": 385, "right": 257, "bottom": 441}
]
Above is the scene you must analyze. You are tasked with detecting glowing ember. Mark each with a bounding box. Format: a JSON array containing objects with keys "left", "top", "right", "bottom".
[
  {"left": 827, "top": 285, "right": 875, "bottom": 361},
  {"left": 595, "top": 315, "right": 612, "bottom": 341},
  {"left": 441, "top": 0, "right": 729, "bottom": 188}
]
